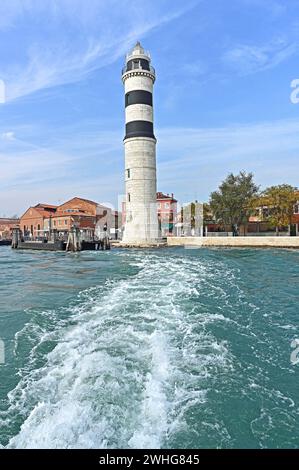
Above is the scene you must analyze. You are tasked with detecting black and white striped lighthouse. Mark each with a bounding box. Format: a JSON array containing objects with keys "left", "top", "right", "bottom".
[{"left": 122, "top": 42, "right": 158, "bottom": 245}]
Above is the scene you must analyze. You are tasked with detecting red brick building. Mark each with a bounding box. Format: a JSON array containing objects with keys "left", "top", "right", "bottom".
[
  {"left": 20, "top": 197, "right": 120, "bottom": 240},
  {"left": 52, "top": 197, "right": 120, "bottom": 239},
  {"left": 0, "top": 218, "right": 20, "bottom": 240},
  {"left": 20, "top": 204, "right": 57, "bottom": 237},
  {"left": 49, "top": 197, "right": 100, "bottom": 238}
]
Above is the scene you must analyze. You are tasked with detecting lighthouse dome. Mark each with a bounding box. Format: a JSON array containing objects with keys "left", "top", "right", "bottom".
[
  {"left": 131, "top": 41, "right": 145, "bottom": 56},
  {"left": 123, "top": 41, "right": 154, "bottom": 76}
]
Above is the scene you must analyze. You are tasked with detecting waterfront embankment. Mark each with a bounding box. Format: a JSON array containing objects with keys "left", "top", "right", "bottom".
[{"left": 167, "top": 236, "right": 299, "bottom": 248}]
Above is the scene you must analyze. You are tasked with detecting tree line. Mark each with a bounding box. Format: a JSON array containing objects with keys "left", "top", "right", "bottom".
[{"left": 207, "top": 171, "right": 298, "bottom": 235}]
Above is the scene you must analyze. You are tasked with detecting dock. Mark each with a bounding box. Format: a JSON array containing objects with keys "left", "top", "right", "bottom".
[
  {"left": 0, "top": 240, "right": 12, "bottom": 246},
  {"left": 11, "top": 228, "right": 111, "bottom": 252}
]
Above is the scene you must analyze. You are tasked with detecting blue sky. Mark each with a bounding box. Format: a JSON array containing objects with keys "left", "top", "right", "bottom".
[{"left": 0, "top": 0, "right": 298, "bottom": 216}]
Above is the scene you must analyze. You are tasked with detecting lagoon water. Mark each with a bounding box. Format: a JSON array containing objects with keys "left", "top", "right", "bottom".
[{"left": 0, "top": 246, "right": 298, "bottom": 449}]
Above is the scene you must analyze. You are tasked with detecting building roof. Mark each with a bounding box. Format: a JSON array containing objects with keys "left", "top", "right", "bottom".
[
  {"left": 35, "top": 203, "right": 58, "bottom": 210},
  {"left": 21, "top": 198, "right": 102, "bottom": 220},
  {"left": 58, "top": 197, "right": 99, "bottom": 208},
  {"left": 156, "top": 192, "right": 177, "bottom": 202},
  {"left": 20, "top": 206, "right": 57, "bottom": 220},
  {"left": 35, "top": 209, "right": 55, "bottom": 218},
  {"left": 0, "top": 218, "right": 20, "bottom": 224}
]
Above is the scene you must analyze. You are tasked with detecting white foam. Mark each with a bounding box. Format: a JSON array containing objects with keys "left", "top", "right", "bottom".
[
  {"left": 128, "top": 331, "right": 170, "bottom": 449},
  {"left": 4, "top": 251, "right": 233, "bottom": 449}
]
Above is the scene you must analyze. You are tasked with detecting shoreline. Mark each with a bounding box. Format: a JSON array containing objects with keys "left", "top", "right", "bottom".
[
  {"left": 167, "top": 236, "right": 299, "bottom": 249},
  {"left": 2, "top": 237, "right": 299, "bottom": 251}
]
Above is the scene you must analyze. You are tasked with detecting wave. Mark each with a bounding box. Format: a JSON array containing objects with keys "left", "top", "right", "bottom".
[{"left": 2, "top": 251, "right": 234, "bottom": 449}]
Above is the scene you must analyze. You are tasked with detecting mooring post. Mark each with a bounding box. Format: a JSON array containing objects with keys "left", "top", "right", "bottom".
[
  {"left": 66, "top": 229, "right": 73, "bottom": 251},
  {"left": 104, "top": 236, "right": 111, "bottom": 250},
  {"left": 76, "top": 227, "right": 82, "bottom": 251},
  {"left": 11, "top": 228, "right": 21, "bottom": 249},
  {"left": 102, "top": 222, "right": 110, "bottom": 250},
  {"left": 66, "top": 226, "right": 82, "bottom": 252}
]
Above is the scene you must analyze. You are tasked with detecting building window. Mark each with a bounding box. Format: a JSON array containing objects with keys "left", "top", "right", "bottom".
[
  {"left": 294, "top": 203, "right": 299, "bottom": 214},
  {"left": 65, "top": 220, "right": 68, "bottom": 225},
  {"left": 128, "top": 193, "right": 131, "bottom": 202},
  {"left": 37, "top": 224, "right": 40, "bottom": 231},
  {"left": 157, "top": 203, "right": 161, "bottom": 209},
  {"left": 164, "top": 202, "right": 170, "bottom": 209},
  {"left": 53, "top": 221, "right": 56, "bottom": 227},
  {"left": 127, "top": 169, "right": 130, "bottom": 178}
]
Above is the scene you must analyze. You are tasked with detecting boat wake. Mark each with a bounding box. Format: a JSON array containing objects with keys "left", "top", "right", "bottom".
[
  {"left": 1, "top": 249, "right": 298, "bottom": 448},
  {"left": 1, "top": 251, "right": 233, "bottom": 449}
]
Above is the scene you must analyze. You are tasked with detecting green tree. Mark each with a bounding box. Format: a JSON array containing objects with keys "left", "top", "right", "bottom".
[
  {"left": 209, "top": 171, "right": 259, "bottom": 234},
  {"left": 254, "top": 184, "right": 298, "bottom": 235},
  {"left": 203, "top": 203, "right": 212, "bottom": 223}
]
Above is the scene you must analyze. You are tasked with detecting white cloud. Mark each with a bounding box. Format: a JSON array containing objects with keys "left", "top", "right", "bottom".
[
  {"left": 1, "top": 131, "right": 15, "bottom": 141},
  {"left": 1, "top": 118, "right": 298, "bottom": 215},
  {"left": 0, "top": 123, "right": 124, "bottom": 215},
  {"left": 0, "top": 148, "right": 73, "bottom": 185},
  {"left": 0, "top": 174, "right": 122, "bottom": 218},
  {"left": 222, "top": 39, "right": 298, "bottom": 75},
  {"left": 0, "top": 0, "right": 195, "bottom": 101},
  {"left": 0, "top": 79, "right": 5, "bottom": 103},
  {"left": 156, "top": 118, "right": 299, "bottom": 201},
  {"left": 182, "top": 60, "right": 207, "bottom": 78}
]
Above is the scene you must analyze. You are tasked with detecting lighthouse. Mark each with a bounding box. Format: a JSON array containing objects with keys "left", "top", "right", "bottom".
[{"left": 122, "top": 42, "right": 158, "bottom": 245}]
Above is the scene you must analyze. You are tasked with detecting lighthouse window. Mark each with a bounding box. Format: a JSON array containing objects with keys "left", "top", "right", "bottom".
[
  {"left": 127, "top": 58, "right": 150, "bottom": 72},
  {"left": 127, "top": 169, "right": 130, "bottom": 178},
  {"left": 128, "top": 193, "right": 131, "bottom": 202}
]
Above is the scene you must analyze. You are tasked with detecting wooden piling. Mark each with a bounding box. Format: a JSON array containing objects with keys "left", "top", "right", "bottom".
[
  {"left": 11, "top": 228, "right": 21, "bottom": 249},
  {"left": 66, "top": 227, "right": 82, "bottom": 252}
]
